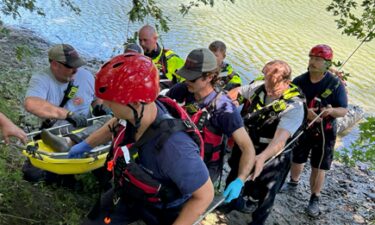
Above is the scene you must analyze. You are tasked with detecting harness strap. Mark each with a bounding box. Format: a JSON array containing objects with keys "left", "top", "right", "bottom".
[{"left": 60, "top": 80, "right": 78, "bottom": 107}]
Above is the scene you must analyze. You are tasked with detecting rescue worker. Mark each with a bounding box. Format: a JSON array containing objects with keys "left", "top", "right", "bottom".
[
  {"left": 22, "top": 44, "right": 110, "bottom": 186},
  {"left": 24, "top": 44, "right": 102, "bottom": 130},
  {"left": 166, "top": 48, "right": 256, "bottom": 203},
  {"left": 225, "top": 60, "right": 306, "bottom": 225},
  {"left": 209, "top": 40, "right": 242, "bottom": 90},
  {"left": 68, "top": 53, "right": 214, "bottom": 225},
  {"left": 281, "top": 44, "right": 348, "bottom": 217},
  {"left": 138, "top": 25, "right": 184, "bottom": 88}
]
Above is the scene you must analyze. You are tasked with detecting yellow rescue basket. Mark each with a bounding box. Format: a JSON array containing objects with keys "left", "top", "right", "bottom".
[{"left": 22, "top": 140, "right": 109, "bottom": 175}]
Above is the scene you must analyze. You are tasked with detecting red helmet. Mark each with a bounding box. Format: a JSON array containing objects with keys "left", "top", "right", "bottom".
[
  {"left": 309, "top": 44, "right": 333, "bottom": 61},
  {"left": 95, "top": 53, "right": 159, "bottom": 105}
]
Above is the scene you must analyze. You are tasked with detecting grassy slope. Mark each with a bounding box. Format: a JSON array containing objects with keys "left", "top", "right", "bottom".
[{"left": 0, "top": 27, "right": 97, "bottom": 225}]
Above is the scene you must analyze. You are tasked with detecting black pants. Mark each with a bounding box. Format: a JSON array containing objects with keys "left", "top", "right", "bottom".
[
  {"left": 22, "top": 158, "right": 79, "bottom": 189},
  {"left": 292, "top": 130, "right": 336, "bottom": 170},
  {"left": 227, "top": 145, "right": 292, "bottom": 225},
  {"left": 83, "top": 188, "right": 182, "bottom": 225}
]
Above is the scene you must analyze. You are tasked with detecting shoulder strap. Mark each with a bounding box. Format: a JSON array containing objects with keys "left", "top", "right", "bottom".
[
  {"left": 194, "top": 91, "right": 223, "bottom": 129},
  {"left": 244, "top": 84, "right": 304, "bottom": 122},
  {"left": 157, "top": 96, "right": 205, "bottom": 158},
  {"left": 129, "top": 116, "right": 192, "bottom": 155},
  {"left": 59, "top": 80, "right": 78, "bottom": 107},
  {"left": 320, "top": 73, "right": 341, "bottom": 99},
  {"left": 154, "top": 119, "right": 194, "bottom": 150},
  {"left": 248, "top": 84, "right": 266, "bottom": 112},
  {"left": 164, "top": 49, "right": 178, "bottom": 60}
]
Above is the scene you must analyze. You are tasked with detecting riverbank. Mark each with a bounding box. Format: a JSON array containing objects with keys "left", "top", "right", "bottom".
[{"left": 0, "top": 26, "right": 374, "bottom": 225}]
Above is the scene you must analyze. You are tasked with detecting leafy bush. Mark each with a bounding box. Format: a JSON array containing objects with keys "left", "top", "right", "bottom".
[{"left": 335, "top": 117, "right": 375, "bottom": 170}]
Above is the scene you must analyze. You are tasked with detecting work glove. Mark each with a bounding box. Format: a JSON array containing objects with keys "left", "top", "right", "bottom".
[
  {"left": 223, "top": 178, "right": 244, "bottom": 203},
  {"left": 65, "top": 111, "right": 88, "bottom": 128},
  {"left": 92, "top": 104, "right": 112, "bottom": 116},
  {"left": 68, "top": 140, "right": 93, "bottom": 158}
]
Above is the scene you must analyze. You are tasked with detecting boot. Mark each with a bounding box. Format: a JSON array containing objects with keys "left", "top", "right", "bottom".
[
  {"left": 306, "top": 194, "right": 320, "bottom": 217},
  {"left": 279, "top": 179, "right": 299, "bottom": 193},
  {"left": 41, "top": 129, "right": 70, "bottom": 152},
  {"left": 239, "top": 196, "right": 259, "bottom": 213}
]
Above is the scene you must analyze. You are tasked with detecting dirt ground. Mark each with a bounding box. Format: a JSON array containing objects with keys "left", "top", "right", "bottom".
[{"left": 200, "top": 162, "right": 375, "bottom": 225}]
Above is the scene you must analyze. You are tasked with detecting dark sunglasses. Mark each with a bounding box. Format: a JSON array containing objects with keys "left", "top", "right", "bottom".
[
  {"left": 189, "top": 77, "right": 201, "bottom": 83},
  {"left": 57, "top": 61, "right": 74, "bottom": 69}
]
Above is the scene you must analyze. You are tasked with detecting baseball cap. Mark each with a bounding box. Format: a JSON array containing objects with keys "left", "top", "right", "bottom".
[
  {"left": 48, "top": 44, "right": 86, "bottom": 68},
  {"left": 176, "top": 48, "right": 218, "bottom": 81},
  {"left": 124, "top": 43, "right": 144, "bottom": 54}
]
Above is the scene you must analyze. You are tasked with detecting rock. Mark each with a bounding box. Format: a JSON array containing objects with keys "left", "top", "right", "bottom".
[
  {"left": 364, "top": 191, "right": 375, "bottom": 201},
  {"left": 357, "top": 162, "right": 370, "bottom": 171},
  {"left": 353, "top": 214, "right": 365, "bottom": 223},
  {"left": 336, "top": 105, "right": 364, "bottom": 134}
]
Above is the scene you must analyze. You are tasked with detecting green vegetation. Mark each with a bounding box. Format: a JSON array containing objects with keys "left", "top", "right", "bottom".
[
  {"left": 327, "top": 0, "right": 375, "bottom": 42},
  {"left": 327, "top": 0, "right": 375, "bottom": 170},
  {"left": 335, "top": 117, "right": 375, "bottom": 170},
  {"left": 0, "top": 146, "right": 97, "bottom": 224},
  {"left": 0, "top": 0, "right": 80, "bottom": 19},
  {"left": 0, "top": 1, "right": 374, "bottom": 224}
]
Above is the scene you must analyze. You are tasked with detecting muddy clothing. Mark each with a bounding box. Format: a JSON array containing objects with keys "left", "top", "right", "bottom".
[
  {"left": 292, "top": 71, "right": 347, "bottom": 170},
  {"left": 226, "top": 81, "right": 305, "bottom": 225}
]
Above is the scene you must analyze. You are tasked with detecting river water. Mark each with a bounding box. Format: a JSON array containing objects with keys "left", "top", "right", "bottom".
[{"left": 3, "top": 0, "right": 375, "bottom": 114}]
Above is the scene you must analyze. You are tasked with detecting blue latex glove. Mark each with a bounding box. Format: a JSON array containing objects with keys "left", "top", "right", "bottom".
[
  {"left": 68, "top": 141, "right": 93, "bottom": 158},
  {"left": 223, "top": 178, "right": 244, "bottom": 203}
]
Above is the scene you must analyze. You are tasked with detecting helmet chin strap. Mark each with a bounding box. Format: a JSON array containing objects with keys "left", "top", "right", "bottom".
[{"left": 127, "top": 103, "right": 145, "bottom": 132}]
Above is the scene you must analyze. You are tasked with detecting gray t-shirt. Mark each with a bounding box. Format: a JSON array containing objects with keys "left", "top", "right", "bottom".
[
  {"left": 239, "top": 81, "right": 305, "bottom": 136},
  {"left": 26, "top": 67, "right": 95, "bottom": 126}
]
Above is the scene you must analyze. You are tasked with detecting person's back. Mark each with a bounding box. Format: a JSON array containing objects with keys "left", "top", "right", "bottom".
[{"left": 70, "top": 53, "right": 214, "bottom": 225}]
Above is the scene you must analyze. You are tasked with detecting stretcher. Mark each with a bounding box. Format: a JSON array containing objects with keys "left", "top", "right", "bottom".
[
  {"left": 22, "top": 141, "right": 110, "bottom": 175},
  {"left": 21, "top": 115, "right": 110, "bottom": 175}
]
